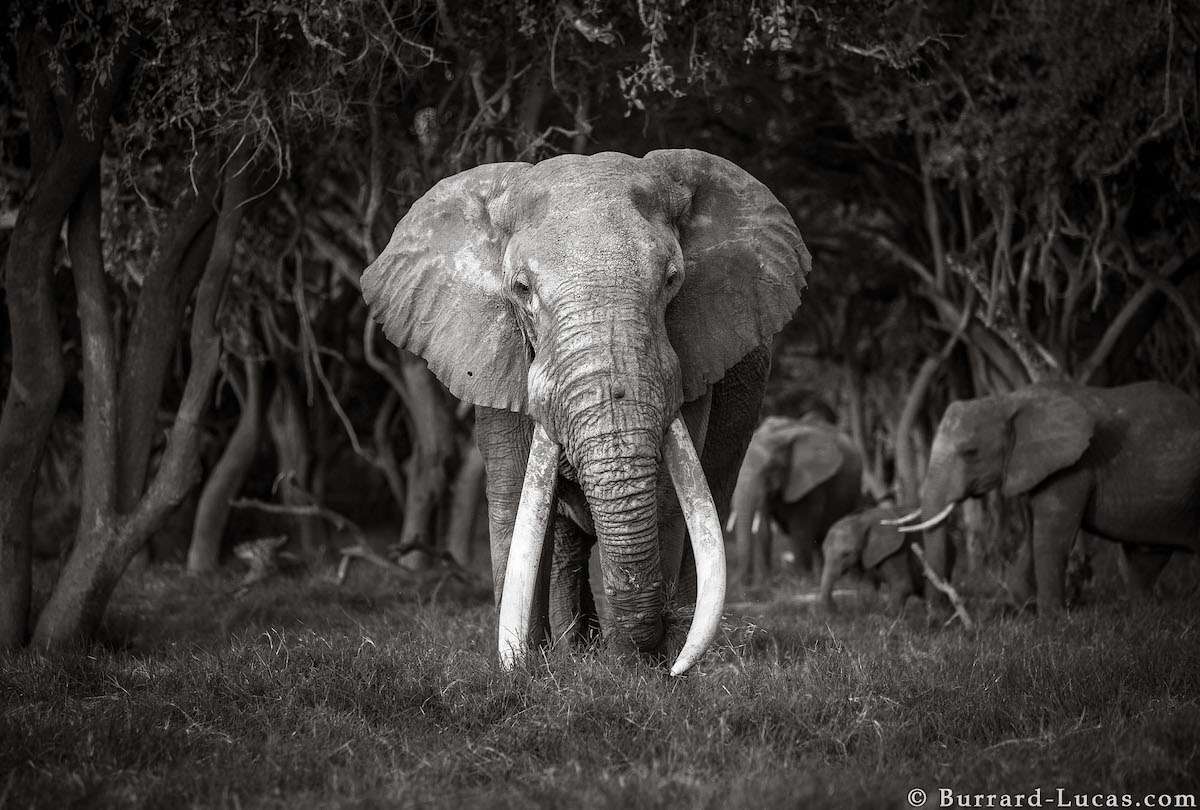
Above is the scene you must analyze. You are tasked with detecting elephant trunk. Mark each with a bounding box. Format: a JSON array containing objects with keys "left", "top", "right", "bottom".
[
  {"left": 575, "top": 429, "right": 666, "bottom": 652},
  {"left": 730, "top": 462, "right": 767, "bottom": 586},
  {"left": 914, "top": 439, "right": 959, "bottom": 593},
  {"left": 817, "top": 553, "right": 839, "bottom": 612}
]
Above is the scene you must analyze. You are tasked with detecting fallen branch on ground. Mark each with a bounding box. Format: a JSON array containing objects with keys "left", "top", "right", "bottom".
[{"left": 910, "top": 544, "right": 975, "bottom": 630}]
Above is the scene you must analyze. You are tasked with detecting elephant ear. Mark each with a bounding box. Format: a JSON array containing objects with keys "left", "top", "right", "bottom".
[
  {"left": 1002, "top": 390, "right": 1096, "bottom": 497},
  {"left": 643, "top": 149, "right": 811, "bottom": 401},
  {"left": 361, "top": 162, "right": 532, "bottom": 412},
  {"left": 783, "top": 428, "right": 843, "bottom": 502},
  {"left": 862, "top": 518, "right": 906, "bottom": 570}
]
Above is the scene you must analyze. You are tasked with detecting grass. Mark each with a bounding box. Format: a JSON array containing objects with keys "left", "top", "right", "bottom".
[{"left": 2, "top": 562, "right": 1199, "bottom": 809}]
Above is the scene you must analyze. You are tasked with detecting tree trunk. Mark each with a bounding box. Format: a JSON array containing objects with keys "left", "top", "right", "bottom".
[
  {"left": 444, "top": 441, "right": 485, "bottom": 566},
  {"left": 0, "top": 32, "right": 126, "bottom": 647},
  {"left": 267, "top": 375, "right": 327, "bottom": 562},
  {"left": 187, "top": 356, "right": 265, "bottom": 573},
  {"left": 371, "top": 388, "right": 407, "bottom": 518},
  {"left": 895, "top": 357, "right": 939, "bottom": 504},
  {"left": 396, "top": 355, "right": 455, "bottom": 565},
  {"left": 117, "top": 156, "right": 221, "bottom": 571},
  {"left": 32, "top": 156, "right": 248, "bottom": 647}
]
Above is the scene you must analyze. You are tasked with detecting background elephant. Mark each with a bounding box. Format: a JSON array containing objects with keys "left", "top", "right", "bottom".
[
  {"left": 901, "top": 381, "right": 1200, "bottom": 614},
  {"left": 362, "top": 150, "right": 809, "bottom": 672},
  {"left": 818, "top": 504, "right": 923, "bottom": 612},
  {"left": 729, "top": 415, "right": 862, "bottom": 586}
]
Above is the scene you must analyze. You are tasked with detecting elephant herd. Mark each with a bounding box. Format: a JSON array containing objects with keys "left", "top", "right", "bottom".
[
  {"left": 730, "top": 380, "right": 1200, "bottom": 619},
  {"left": 362, "top": 149, "right": 1200, "bottom": 674}
]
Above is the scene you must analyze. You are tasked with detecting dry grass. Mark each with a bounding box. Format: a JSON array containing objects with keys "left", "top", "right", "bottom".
[{"left": 2, "top": 562, "right": 1198, "bottom": 808}]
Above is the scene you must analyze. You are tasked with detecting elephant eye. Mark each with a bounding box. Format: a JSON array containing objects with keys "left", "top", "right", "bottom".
[
  {"left": 512, "top": 277, "right": 531, "bottom": 300},
  {"left": 961, "top": 446, "right": 978, "bottom": 458},
  {"left": 665, "top": 265, "right": 682, "bottom": 289}
]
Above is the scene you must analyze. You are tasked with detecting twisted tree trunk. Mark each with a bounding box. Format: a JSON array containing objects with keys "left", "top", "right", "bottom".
[
  {"left": 117, "top": 157, "right": 221, "bottom": 571},
  {"left": 187, "top": 356, "right": 265, "bottom": 573},
  {"left": 0, "top": 31, "right": 127, "bottom": 647},
  {"left": 32, "top": 153, "right": 249, "bottom": 647}
]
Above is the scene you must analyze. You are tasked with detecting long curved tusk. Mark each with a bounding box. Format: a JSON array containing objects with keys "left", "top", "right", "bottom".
[
  {"left": 880, "top": 508, "right": 923, "bottom": 526},
  {"left": 662, "top": 417, "right": 726, "bottom": 677},
  {"left": 724, "top": 509, "right": 738, "bottom": 534},
  {"left": 750, "top": 510, "right": 762, "bottom": 534},
  {"left": 897, "top": 502, "right": 955, "bottom": 533},
  {"left": 497, "top": 424, "right": 560, "bottom": 670}
]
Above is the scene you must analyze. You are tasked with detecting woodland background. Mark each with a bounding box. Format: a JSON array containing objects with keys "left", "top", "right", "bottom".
[{"left": 1, "top": 0, "right": 1198, "bottom": 648}]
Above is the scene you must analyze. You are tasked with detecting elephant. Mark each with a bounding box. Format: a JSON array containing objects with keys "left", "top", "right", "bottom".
[
  {"left": 896, "top": 381, "right": 1200, "bottom": 614},
  {"left": 818, "top": 504, "right": 923, "bottom": 612},
  {"left": 727, "top": 415, "right": 863, "bottom": 586},
  {"left": 361, "top": 150, "right": 810, "bottom": 674}
]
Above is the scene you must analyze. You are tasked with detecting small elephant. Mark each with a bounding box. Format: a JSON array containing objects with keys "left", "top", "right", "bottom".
[
  {"left": 898, "top": 381, "right": 1200, "bottom": 614},
  {"left": 818, "top": 505, "right": 923, "bottom": 612},
  {"left": 728, "top": 416, "right": 863, "bottom": 585},
  {"left": 362, "top": 150, "right": 810, "bottom": 674}
]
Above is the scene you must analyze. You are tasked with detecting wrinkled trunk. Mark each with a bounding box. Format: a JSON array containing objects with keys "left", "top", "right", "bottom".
[
  {"left": 549, "top": 304, "right": 677, "bottom": 652},
  {"left": 577, "top": 437, "right": 664, "bottom": 652}
]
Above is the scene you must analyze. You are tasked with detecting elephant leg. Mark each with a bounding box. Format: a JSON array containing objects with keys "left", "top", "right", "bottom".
[
  {"left": 1119, "top": 543, "right": 1172, "bottom": 599},
  {"left": 878, "top": 555, "right": 914, "bottom": 613},
  {"left": 702, "top": 346, "right": 770, "bottom": 592},
  {"left": 548, "top": 515, "right": 599, "bottom": 645},
  {"left": 475, "top": 406, "right": 555, "bottom": 647},
  {"left": 1029, "top": 472, "right": 1090, "bottom": 615},
  {"left": 701, "top": 346, "right": 770, "bottom": 516},
  {"left": 755, "top": 518, "right": 773, "bottom": 581},
  {"left": 660, "top": 388, "right": 713, "bottom": 604},
  {"left": 1006, "top": 540, "right": 1036, "bottom": 609}
]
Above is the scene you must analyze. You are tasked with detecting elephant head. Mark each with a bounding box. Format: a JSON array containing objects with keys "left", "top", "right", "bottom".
[
  {"left": 898, "top": 386, "right": 1095, "bottom": 586},
  {"left": 735, "top": 417, "right": 846, "bottom": 508},
  {"left": 361, "top": 150, "right": 809, "bottom": 672},
  {"left": 729, "top": 416, "right": 848, "bottom": 581},
  {"left": 818, "top": 505, "right": 908, "bottom": 610}
]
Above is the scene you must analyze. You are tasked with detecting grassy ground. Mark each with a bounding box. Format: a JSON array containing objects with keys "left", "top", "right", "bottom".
[{"left": 2, "top": 562, "right": 1198, "bottom": 809}]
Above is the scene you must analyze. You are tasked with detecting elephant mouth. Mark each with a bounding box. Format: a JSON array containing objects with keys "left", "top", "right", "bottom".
[{"left": 496, "top": 417, "right": 726, "bottom": 676}]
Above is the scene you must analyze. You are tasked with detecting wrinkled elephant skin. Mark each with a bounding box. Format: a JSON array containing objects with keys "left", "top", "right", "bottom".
[
  {"left": 912, "top": 381, "right": 1200, "bottom": 614},
  {"left": 362, "top": 150, "right": 811, "bottom": 672}
]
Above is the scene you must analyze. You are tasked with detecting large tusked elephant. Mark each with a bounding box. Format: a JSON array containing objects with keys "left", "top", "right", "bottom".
[
  {"left": 818, "top": 504, "right": 923, "bottom": 612},
  {"left": 362, "top": 150, "right": 810, "bottom": 674},
  {"left": 898, "top": 381, "right": 1200, "bottom": 614},
  {"left": 728, "top": 416, "right": 862, "bottom": 585}
]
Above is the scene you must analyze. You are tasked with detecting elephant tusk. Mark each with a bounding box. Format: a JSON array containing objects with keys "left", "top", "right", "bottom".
[
  {"left": 724, "top": 509, "right": 738, "bottom": 534},
  {"left": 880, "top": 508, "right": 923, "bottom": 526},
  {"left": 897, "top": 502, "right": 955, "bottom": 533},
  {"left": 497, "top": 424, "right": 560, "bottom": 670},
  {"left": 751, "top": 510, "right": 762, "bottom": 534},
  {"left": 662, "top": 416, "right": 726, "bottom": 677}
]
